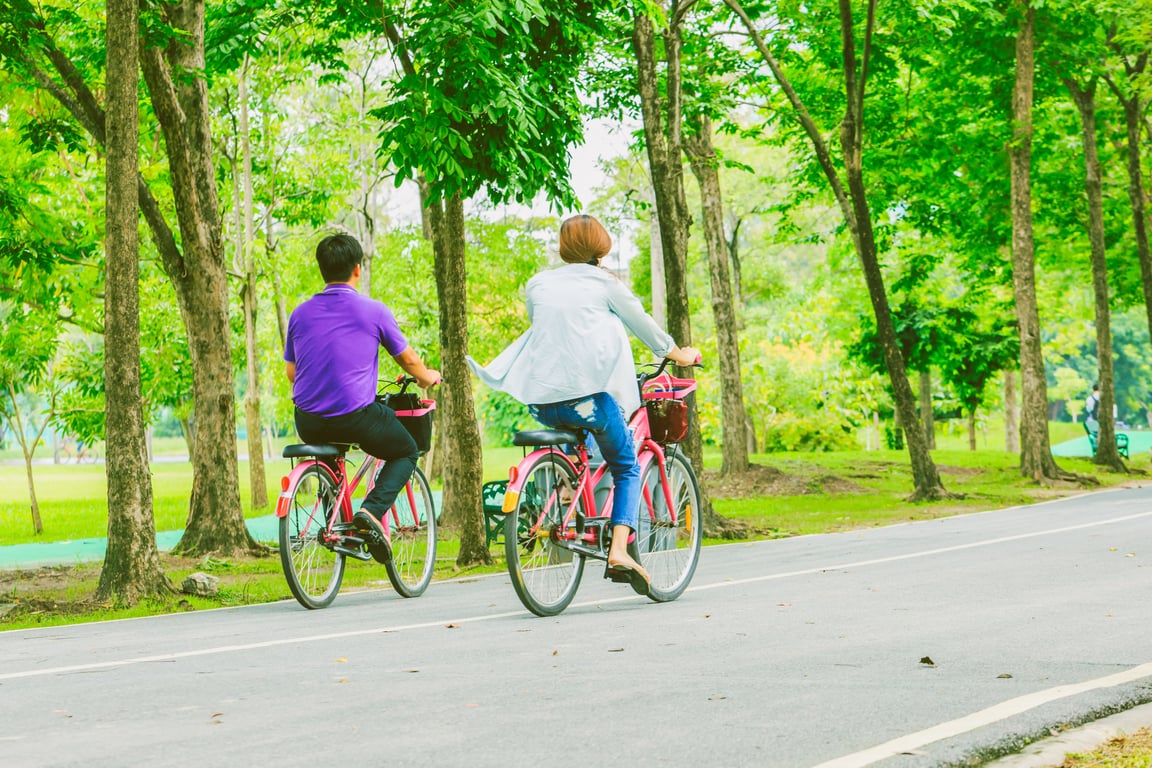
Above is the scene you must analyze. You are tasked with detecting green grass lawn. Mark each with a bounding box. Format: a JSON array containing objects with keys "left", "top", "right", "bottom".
[{"left": 0, "top": 422, "right": 1139, "bottom": 630}]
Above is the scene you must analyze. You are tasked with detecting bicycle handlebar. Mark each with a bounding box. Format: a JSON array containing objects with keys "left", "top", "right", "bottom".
[{"left": 637, "top": 356, "right": 703, "bottom": 389}]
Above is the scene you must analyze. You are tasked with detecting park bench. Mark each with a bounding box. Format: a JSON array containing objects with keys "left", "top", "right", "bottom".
[
  {"left": 482, "top": 480, "right": 508, "bottom": 546},
  {"left": 1085, "top": 424, "right": 1129, "bottom": 459}
]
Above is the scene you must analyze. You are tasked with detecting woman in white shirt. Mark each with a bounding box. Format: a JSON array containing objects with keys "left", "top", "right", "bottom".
[{"left": 469, "top": 215, "right": 699, "bottom": 594}]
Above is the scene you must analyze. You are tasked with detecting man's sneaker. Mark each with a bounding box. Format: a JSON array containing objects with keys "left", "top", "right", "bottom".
[{"left": 353, "top": 510, "right": 392, "bottom": 564}]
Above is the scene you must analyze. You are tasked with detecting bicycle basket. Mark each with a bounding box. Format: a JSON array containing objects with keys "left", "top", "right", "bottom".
[
  {"left": 645, "top": 398, "right": 689, "bottom": 443},
  {"left": 379, "top": 393, "right": 436, "bottom": 453},
  {"left": 641, "top": 373, "right": 696, "bottom": 444}
]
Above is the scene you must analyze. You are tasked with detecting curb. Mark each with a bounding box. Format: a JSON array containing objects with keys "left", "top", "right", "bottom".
[{"left": 984, "top": 702, "right": 1152, "bottom": 767}]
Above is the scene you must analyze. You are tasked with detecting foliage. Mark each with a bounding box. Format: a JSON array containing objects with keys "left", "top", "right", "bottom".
[{"left": 375, "top": 0, "right": 606, "bottom": 207}]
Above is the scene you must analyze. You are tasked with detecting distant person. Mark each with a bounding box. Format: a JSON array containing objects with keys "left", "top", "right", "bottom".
[
  {"left": 1084, "top": 381, "right": 1119, "bottom": 434},
  {"left": 1084, "top": 383, "right": 1101, "bottom": 433},
  {"left": 284, "top": 234, "right": 440, "bottom": 562}
]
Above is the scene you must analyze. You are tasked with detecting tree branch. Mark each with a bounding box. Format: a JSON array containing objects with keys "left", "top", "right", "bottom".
[{"left": 723, "top": 0, "right": 852, "bottom": 217}]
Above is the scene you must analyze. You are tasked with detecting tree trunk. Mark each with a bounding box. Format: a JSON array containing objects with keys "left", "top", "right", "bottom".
[
  {"left": 1066, "top": 78, "right": 1125, "bottom": 472},
  {"left": 968, "top": 410, "right": 977, "bottom": 451},
  {"left": 139, "top": 0, "right": 258, "bottom": 555},
  {"left": 1004, "top": 370, "right": 1019, "bottom": 453},
  {"left": 425, "top": 192, "right": 491, "bottom": 566},
  {"left": 4, "top": 388, "right": 46, "bottom": 534},
  {"left": 633, "top": 9, "right": 743, "bottom": 537},
  {"left": 919, "top": 370, "right": 935, "bottom": 449},
  {"left": 1106, "top": 70, "right": 1152, "bottom": 369},
  {"left": 238, "top": 60, "right": 268, "bottom": 508},
  {"left": 1009, "top": 6, "right": 1067, "bottom": 482},
  {"left": 685, "top": 114, "right": 750, "bottom": 475},
  {"left": 649, "top": 209, "right": 667, "bottom": 329},
  {"left": 726, "top": 0, "right": 947, "bottom": 500},
  {"left": 98, "top": 0, "right": 170, "bottom": 602},
  {"left": 836, "top": 0, "right": 945, "bottom": 500},
  {"left": 728, "top": 217, "right": 746, "bottom": 320}
]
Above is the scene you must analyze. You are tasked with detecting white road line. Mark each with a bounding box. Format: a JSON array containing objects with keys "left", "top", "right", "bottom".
[
  {"left": 692, "top": 509, "right": 1152, "bottom": 591},
  {"left": 3, "top": 508, "right": 1151, "bottom": 683},
  {"left": 812, "top": 662, "right": 1152, "bottom": 768}
]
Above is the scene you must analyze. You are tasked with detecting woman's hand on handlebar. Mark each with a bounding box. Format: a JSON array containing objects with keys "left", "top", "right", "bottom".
[{"left": 666, "top": 346, "right": 702, "bottom": 367}]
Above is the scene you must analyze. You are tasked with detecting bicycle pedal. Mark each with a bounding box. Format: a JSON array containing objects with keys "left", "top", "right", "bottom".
[
  {"left": 604, "top": 568, "right": 634, "bottom": 584},
  {"left": 333, "top": 545, "right": 373, "bottom": 561}
]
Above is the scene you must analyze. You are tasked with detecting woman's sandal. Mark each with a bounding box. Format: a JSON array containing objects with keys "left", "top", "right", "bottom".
[{"left": 605, "top": 561, "right": 651, "bottom": 597}]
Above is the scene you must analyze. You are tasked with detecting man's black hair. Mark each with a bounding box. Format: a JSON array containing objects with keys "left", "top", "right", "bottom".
[{"left": 316, "top": 234, "right": 362, "bottom": 283}]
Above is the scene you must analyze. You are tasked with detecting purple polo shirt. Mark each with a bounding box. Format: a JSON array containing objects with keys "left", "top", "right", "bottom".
[{"left": 285, "top": 284, "right": 409, "bottom": 417}]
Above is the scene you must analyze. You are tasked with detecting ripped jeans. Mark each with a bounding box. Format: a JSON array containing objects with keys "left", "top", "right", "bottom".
[{"left": 528, "top": 392, "right": 640, "bottom": 531}]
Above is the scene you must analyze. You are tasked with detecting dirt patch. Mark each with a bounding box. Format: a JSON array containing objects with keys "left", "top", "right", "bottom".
[
  {"left": 936, "top": 465, "right": 985, "bottom": 477},
  {"left": 704, "top": 463, "right": 869, "bottom": 499}
]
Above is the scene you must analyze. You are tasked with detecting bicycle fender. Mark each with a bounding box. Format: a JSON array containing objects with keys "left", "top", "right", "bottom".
[
  {"left": 502, "top": 448, "right": 575, "bottom": 513},
  {"left": 275, "top": 460, "right": 341, "bottom": 518}
]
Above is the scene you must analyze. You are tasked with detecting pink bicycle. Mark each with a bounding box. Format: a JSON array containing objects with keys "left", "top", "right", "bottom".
[
  {"left": 500, "top": 359, "right": 703, "bottom": 616},
  {"left": 276, "top": 377, "right": 437, "bottom": 609}
]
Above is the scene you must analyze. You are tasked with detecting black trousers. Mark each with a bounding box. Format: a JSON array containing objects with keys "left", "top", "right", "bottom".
[{"left": 294, "top": 402, "right": 418, "bottom": 519}]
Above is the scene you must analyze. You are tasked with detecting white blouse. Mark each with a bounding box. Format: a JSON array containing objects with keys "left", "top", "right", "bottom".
[{"left": 468, "top": 263, "right": 675, "bottom": 416}]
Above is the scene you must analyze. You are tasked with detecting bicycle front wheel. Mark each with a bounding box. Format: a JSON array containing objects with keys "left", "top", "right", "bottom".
[
  {"left": 504, "top": 453, "right": 585, "bottom": 616},
  {"left": 384, "top": 466, "right": 437, "bottom": 598},
  {"left": 279, "top": 463, "right": 346, "bottom": 609},
  {"left": 636, "top": 450, "right": 702, "bottom": 602}
]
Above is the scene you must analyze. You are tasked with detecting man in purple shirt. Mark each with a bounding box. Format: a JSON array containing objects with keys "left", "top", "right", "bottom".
[{"left": 285, "top": 234, "right": 440, "bottom": 562}]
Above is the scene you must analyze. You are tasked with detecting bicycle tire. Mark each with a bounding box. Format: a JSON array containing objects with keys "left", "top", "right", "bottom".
[
  {"left": 279, "top": 463, "right": 346, "bottom": 609},
  {"left": 384, "top": 466, "right": 437, "bottom": 597},
  {"left": 636, "top": 450, "right": 702, "bottom": 602},
  {"left": 504, "top": 453, "right": 585, "bottom": 616}
]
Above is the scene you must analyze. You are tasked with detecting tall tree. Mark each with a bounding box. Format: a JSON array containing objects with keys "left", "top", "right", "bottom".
[
  {"left": 236, "top": 56, "right": 268, "bottom": 509},
  {"left": 631, "top": 4, "right": 747, "bottom": 536},
  {"left": 1, "top": 0, "right": 259, "bottom": 555},
  {"left": 1065, "top": 75, "right": 1125, "bottom": 471},
  {"left": 99, "top": 0, "right": 169, "bottom": 601},
  {"left": 726, "top": 0, "right": 949, "bottom": 499},
  {"left": 1008, "top": 3, "right": 1071, "bottom": 481},
  {"left": 378, "top": 0, "right": 605, "bottom": 564},
  {"left": 685, "top": 114, "right": 750, "bottom": 475},
  {"left": 1101, "top": 19, "right": 1152, "bottom": 360}
]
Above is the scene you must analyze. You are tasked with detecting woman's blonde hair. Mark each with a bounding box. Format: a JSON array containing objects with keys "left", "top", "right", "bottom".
[{"left": 558, "top": 215, "right": 612, "bottom": 264}]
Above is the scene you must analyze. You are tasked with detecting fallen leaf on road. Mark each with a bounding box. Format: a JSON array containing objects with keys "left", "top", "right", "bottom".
[
  {"left": 920, "top": 656, "right": 936, "bottom": 667},
  {"left": 334, "top": 657, "right": 347, "bottom": 663},
  {"left": 608, "top": 648, "right": 624, "bottom": 653},
  {"left": 997, "top": 673, "right": 1013, "bottom": 679},
  {"left": 403, "top": 669, "right": 419, "bottom": 673},
  {"left": 446, "top": 623, "right": 459, "bottom": 629},
  {"left": 707, "top": 694, "right": 727, "bottom": 701}
]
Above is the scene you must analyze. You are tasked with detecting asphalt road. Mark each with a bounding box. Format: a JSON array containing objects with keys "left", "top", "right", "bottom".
[{"left": 3, "top": 485, "right": 1152, "bottom": 768}]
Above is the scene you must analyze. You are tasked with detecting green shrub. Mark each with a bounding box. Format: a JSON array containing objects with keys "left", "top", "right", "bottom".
[{"left": 759, "top": 413, "right": 860, "bottom": 452}]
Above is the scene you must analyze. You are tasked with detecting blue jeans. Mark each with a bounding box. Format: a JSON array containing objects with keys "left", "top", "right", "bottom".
[{"left": 528, "top": 392, "right": 640, "bottom": 531}]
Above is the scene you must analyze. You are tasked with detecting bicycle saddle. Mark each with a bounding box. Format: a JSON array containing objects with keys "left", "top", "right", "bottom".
[
  {"left": 282, "top": 443, "right": 348, "bottom": 459},
  {"left": 512, "top": 429, "right": 583, "bottom": 447}
]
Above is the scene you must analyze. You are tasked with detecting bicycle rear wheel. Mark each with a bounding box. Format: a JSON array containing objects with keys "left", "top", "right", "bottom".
[
  {"left": 504, "top": 453, "right": 585, "bottom": 616},
  {"left": 279, "top": 464, "right": 346, "bottom": 609},
  {"left": 636, "top": 450, "right": 702, "bottom": 602},
  {"left": 384, "top": 466, "right": 437, "bottom": 597}
]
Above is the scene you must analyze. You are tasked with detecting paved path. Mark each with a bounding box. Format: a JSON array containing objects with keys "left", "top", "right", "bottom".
[{"left": 3, "top": 486, "right": 1152, "bottom": 767}]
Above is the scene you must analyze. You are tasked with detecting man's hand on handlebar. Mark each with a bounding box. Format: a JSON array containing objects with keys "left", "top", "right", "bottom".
[
  {"left": 416, "top": 370, "right": 441, "bottom": 390},
  {"left": 666, "top": 346, "right": 702, "bottom": 367}
]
